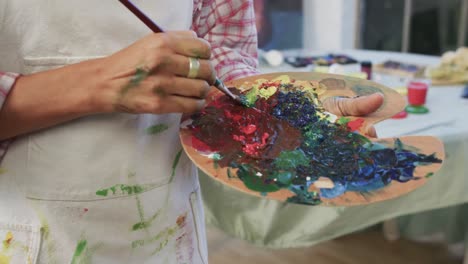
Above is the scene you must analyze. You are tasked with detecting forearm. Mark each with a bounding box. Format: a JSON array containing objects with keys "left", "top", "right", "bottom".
[{"left": 0, "top": 59, "right": 105, "bottom": 140}]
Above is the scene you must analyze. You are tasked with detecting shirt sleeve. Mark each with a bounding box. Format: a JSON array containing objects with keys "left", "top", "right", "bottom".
[
  {"left": 0, "top": 72, "right": 20, "bottom": 161},
  {"left": 192, "top": 0, "right": 259, "bottom": 82}
]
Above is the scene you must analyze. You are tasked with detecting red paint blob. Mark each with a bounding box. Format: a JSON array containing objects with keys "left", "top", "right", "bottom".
[
  {"left": 189, "top": 90, "right": 302, "bottom": 163},
  {"left": 392, "top": 111, "right": 408, "bottom": 119},
  {"left": 241, "top": 124, "right": 257, "bottom": 135},
  {"left": 191, "top": 136, "right": 215, "bottom": 152},
  {"left": 347, "top": 118, "right": 365, "bottom": 131}
]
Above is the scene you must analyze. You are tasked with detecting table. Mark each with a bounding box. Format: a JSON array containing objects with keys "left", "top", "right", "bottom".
[{"left": 199, "top": 50, "right": 468, "bottom": 253}]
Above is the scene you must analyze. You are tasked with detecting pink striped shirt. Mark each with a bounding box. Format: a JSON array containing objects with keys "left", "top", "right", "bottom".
[{"left": 0, "top": 0, "right": 258, "bottom": 162}]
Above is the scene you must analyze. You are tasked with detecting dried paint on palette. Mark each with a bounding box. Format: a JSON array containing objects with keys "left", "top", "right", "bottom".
[{"left": 187, "top": 76, "right": 442, "bottom": 205}]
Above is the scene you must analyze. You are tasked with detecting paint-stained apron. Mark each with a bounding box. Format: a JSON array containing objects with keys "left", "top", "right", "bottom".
[{"left": 0, "top": 1, "right": 208, "bottom": 263}]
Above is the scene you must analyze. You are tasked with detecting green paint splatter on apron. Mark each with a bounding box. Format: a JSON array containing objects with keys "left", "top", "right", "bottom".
[
  {"left": 169, "top": 149, "right": 183, "bottom": 182},
  {"left": 131, "top": 213, "right": 187, "bottom": 256},
  {"left": 95, "top": 184, "right": 145, "bottom": 197},
  {"left": 145, "top": 124, "right": 169, "bottom": 135},
  {"left": 71, "top": 240, "right": 87, "bottom": 264},
  {"left": 70, "top": 237, "right": 102, "bottom": 264},
  {"left": 132, "top": 209, "right": 162, "bottom": 231},
  {"left": 134, "top": 195, "right": 150, "bottom": 236},
  {"left": 0, "top": 168, "right": 5, "bottom": 175}
]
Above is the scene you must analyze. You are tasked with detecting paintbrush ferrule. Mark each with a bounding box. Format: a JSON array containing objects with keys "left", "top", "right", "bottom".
[{"left": 214, "top": 78, "right": 238, "bottom": 100}]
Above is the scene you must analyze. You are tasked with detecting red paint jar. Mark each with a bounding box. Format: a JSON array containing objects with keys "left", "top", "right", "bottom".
[{"left": 407, "top": 81, "right": 428, "bottom": 106}]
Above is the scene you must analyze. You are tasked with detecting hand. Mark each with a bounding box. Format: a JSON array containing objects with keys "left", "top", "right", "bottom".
[
  {"left": 92, "top": 31, "right": 215, "bottom": 114},
  {"left": 0, "top": 31, "right": 215, "bottom": 140},
  {"left": 322, "top": 93, "right": 384, "bottom": 137}
]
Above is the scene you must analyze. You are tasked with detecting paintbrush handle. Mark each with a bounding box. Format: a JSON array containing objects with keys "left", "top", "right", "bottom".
[
  {"left": 118, "top": 0, "right": 238, "bottom": 103},
  {"left": 118, "top": 0, "right": 163, "bottom": 33}
]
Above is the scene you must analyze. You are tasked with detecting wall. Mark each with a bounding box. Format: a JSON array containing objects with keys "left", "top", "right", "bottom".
[{"left": 303, "top": 0, "right": 359, "bottom": 50}]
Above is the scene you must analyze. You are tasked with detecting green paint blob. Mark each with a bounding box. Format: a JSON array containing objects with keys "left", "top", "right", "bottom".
[
  {"left": 272, "top": 171, "right": 294, "bottom": 186},
  {"left": 337, "top": 117, "right": 351, "bottom": 125},
  {"left": 425, "top": 172, "right": 434, "bottom": 178},
  {"left": 244, "top": 88, "right": 259, "bottom": 106},
  {"left": 146, "top": 124, "right": 169, "bottom": 135},
  {"left": 273, "top": 149, "right": 310, "bottom": 170},
  {"left": 236, "top": 164, "right": 280, "bottom": 193},
  {"left": 287, "top": 186, "right": 322, "bottom": 205}
]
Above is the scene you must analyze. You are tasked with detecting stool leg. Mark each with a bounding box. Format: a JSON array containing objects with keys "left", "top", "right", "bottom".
[{"left": 383, "top": 219, "right": 400, "bottom": 241}]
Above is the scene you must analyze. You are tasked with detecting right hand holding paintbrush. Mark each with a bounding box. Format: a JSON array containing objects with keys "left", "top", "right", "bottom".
[{"left": 0, "top": 31, "right": 216, "bottom": 140}]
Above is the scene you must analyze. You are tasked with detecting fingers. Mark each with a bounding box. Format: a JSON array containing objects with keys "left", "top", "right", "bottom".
[
  {"left": 140, "top": 33, "right": 215, "bottom": 83},
  {"left": 116, "top": 94, "right": 205, "bottom": 114},
  {"left": 157, "top": 96, "right": 206, "bottom": 113},
  {"left": 157, "top": 54, "right": 216, "bottom": 84},
  {"left": 166, "top": 30, "right": 198, "bottom": 38},
  {"left": 153, "top": 32, "right": 211, "bottom": 59},
  {"left": 146, "top": 76, "right": 211, "bottom": 99},
  {"left": 171, "top": 36, "right": 211, "bottom": 59},
  {"left": 365, "top": 126, "right": 378, "bottom": 138},
  {"left": 323, "top": 93, "right": 384, "bottom": 116}
]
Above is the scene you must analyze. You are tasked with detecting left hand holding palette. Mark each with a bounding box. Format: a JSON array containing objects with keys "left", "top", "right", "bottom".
[{"left": 179, "top": 72, "right": 444, "bottom": 206}]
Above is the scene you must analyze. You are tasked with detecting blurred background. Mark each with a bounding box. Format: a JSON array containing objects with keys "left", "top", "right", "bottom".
[
  {"left": 255, "top": 0, "right": 468, "bottom": 53},
  {"left": 205, "top": 1, "right": 468, "bottom": 264}
]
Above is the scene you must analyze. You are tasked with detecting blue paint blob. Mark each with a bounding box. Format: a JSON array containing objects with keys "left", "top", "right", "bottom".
[{"left": 320, "top": 181, "right": 347, "bottom": 199}]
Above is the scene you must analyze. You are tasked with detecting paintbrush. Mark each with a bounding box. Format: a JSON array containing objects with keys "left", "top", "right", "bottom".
[{"left": 118, "top": 0, "right": 246, "bottom": 105}]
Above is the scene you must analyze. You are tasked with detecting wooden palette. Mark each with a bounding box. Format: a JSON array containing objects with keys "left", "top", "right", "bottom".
[{"left": 180, "top": 72, "right": 445, "bottom": 206}]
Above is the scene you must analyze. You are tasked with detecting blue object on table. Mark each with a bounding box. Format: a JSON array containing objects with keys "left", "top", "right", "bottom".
[{"left": 461, "top": 85, "right": 468, "bottom": 99}]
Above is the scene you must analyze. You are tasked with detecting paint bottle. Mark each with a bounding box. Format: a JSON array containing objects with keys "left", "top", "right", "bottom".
[
  {"left": 461, "top": 85, "right": 468, "bottom": 99},
  {"left": 360, "top": 61, "right": 372, "bottom": 80}
]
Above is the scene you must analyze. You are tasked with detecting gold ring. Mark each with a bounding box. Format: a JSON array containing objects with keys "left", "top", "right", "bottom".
[{"left": 187, "top": 57, "right": 200, "bottom": 78}]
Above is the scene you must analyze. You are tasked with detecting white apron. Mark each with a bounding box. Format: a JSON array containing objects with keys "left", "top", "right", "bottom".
[{"left": 0, "top": 1, "right": 208, "bottom": 263}]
